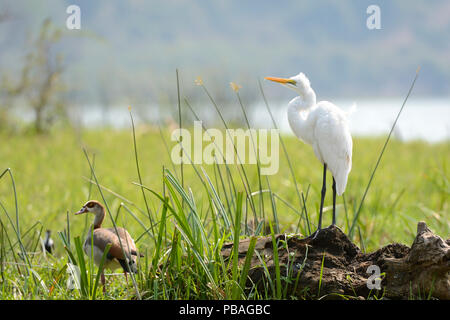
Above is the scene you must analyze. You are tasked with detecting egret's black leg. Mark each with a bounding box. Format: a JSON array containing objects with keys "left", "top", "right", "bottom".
[
  {"left": 309, "top": 163, "right": 327, "bottom": 239},
  {"left": 317, "top": 163, "right": 327, "bottom": 230},
  {"left": 332, "top": 177, "right": 336, "bottom": 225}
]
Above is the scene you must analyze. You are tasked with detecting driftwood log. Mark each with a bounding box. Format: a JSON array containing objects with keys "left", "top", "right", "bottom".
[{"left": 222, "top": 221, "right": 449, "bottom": 299}]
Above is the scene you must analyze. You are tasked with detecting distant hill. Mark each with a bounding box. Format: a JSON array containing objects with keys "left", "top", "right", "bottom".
[{"left": 0, "top": 0, "right": 449, "bottom": 105}]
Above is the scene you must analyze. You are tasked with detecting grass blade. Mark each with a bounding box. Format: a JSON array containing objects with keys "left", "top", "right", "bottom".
[
  {"left": 349, "top": 68, "right": 420, "bottom": 237},
  {"left": 238, "top": 235, "right": 257, "bottom": 299}
]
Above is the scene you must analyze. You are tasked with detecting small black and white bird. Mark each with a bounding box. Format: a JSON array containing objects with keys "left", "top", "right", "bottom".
[{"left": 44, "top": 230, "right": 54, "bottom": 254}]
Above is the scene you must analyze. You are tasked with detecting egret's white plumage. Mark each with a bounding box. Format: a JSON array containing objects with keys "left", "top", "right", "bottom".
[
  {"left": 265, "top": 72, "right": 353, "bottom": 233},
  {"left": 289, "top": 98, "right": 352, "bottom": 195}
]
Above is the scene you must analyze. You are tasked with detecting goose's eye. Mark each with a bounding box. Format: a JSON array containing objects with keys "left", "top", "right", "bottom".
[{"left": 87, "top": 203, "right": 94, "bottom": 208}]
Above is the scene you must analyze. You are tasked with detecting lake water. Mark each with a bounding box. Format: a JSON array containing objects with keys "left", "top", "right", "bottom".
[
  {"left": 77, "top": 97, "right": 449, "bottom": 143},
  {"left": 250, "top": 97, "right": 450, "bottom": 143}
]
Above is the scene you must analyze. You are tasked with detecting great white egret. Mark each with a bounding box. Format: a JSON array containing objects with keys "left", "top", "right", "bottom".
[{"left": 265, "top": 73, "right": 352, "bottom": 237}]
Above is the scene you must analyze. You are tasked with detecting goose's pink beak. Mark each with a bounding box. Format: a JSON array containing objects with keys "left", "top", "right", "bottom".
[{"left": 75, "top": 206, "right": 88, "bottom": 215}]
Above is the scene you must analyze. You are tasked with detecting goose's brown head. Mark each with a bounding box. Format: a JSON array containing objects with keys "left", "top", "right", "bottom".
[{"left": 75, "top": 200, "right": 104, "bottom": 215}]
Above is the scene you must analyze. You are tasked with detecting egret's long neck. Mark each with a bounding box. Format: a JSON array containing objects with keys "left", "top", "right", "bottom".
[
  {"left": 93, "top": 210, "right": 105, "bottom": 229},
  {"left": 287, "top": 88, "right": 317, "bottom": 145}
]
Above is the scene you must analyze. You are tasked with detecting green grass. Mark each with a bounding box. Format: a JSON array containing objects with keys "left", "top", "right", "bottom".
[
  {"left": 2, "top": 129, "right": 448, "bottom": 242},
  {"left": 0, "top": 83, "right": 448, "bottom": 299},
  {"left": 0, "top": 127, "right": 447, "bottom": 300}
]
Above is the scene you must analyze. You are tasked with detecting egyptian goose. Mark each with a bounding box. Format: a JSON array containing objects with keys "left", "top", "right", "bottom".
[{"left": 75, "top": 200, "right": 142, "bottom": 291}]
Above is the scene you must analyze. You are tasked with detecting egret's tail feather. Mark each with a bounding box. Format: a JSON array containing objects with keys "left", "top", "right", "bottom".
[
  {"left": 335, "top": 171, "right": 349, "bottom": 196},
  {"left": 346, "top": 102, "right": 357, "bottom": 117}
]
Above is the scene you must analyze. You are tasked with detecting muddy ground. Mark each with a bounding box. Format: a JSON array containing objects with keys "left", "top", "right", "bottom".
[{"left": 222, "top": 222, "right": 449, "bottom": 299}]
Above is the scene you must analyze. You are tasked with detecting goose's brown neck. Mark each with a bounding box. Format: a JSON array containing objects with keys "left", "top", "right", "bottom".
[{"left": 93, "top": 209, "right": 105, "bottom": 229}]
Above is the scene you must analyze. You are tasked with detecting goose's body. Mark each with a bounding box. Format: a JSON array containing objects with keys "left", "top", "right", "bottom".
[
  {"left": 83, "top": 226, "right": 139, "bottom": 273},
  {"left": 75, "top": 200, "right": 142, "bottom": 291}
]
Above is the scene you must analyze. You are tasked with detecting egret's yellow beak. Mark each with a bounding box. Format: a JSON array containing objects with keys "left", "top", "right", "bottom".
[{"left": 264, "top": 76, "right": 297, "bottom": 85}]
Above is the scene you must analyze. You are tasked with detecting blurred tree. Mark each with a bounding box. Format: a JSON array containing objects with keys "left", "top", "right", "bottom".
[
  {"left": 0, "top": 8, "right": 17, "bottom": 130},
  {"left": 25, "top": 18, "right": 66, "bottom": 133},
  {"left": 0, "top": 18, "right": 67, "bottom": 133},
  {"left": 0, "top": 59, "right": 30, "bottom": 131}
]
